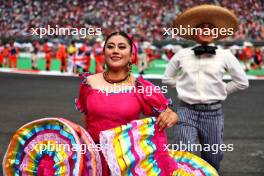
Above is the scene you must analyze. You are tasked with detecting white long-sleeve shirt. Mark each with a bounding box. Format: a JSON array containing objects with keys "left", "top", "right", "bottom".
[{"left": 162, "top": 46, "right": 249, "bottom": 104}]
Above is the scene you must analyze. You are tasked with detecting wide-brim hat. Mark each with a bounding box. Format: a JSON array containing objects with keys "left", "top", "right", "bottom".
[{"left": 173, "top": 4, "right": 239, "bottom": 41}]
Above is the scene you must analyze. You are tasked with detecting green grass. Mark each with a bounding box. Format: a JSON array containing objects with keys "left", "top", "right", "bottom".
[
  {"left": 17, "top": 57, "right": 96, "bottom": 73},
  {"left": 247, "top": 69, "right": 264, "bottom": 76}
]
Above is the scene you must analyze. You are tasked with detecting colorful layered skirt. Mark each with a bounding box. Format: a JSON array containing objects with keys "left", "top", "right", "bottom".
[
  {"left": 99, "top": 117, "right": 219, "bottom": 176},
  {"left": 3, "top": 117, "right": 218, "bottom": 176},
  {"left": 3, "top": 118, "right": 102, "bottom": 176}
]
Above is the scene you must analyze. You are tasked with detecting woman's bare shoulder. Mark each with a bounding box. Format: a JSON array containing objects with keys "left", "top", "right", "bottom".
[{"left": 86, "top": 73, "right": 104, "bottom": 86}]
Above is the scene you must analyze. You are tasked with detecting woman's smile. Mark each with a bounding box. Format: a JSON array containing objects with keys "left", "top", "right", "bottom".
[{"left": 110, "top": 56, "right": 122, "bottom": 61}]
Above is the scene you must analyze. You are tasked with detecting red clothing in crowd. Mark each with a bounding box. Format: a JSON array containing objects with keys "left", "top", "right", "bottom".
[
  {"left": 3, "top": 47, "right": 9, "bottom": 67},
  {"left": 8, "top": 45, "right": 19, "bottom": 68},
  {"left": 80, "top": 44, "right": 92, "bottom": 72},
  {"left": 240, "top": 47, "right": 253, "bottom": 61},
  {"left": 56, "top": 44, "right": 67, "bottom": 72},
  {"left": 93, "top": 43, "right": 104, "bottom": 73},
  {"left": 44, "top": 43, "right": 52, "bottom": 71},
  {"left": 0, "top": 45, "right": 4, "bottom": 67},
  {"left": 145, "top": 48, "right": 153, "bottom": 62}
]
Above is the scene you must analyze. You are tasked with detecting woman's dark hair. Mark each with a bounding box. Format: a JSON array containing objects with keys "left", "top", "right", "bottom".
[{"left": 103, "top": 31, "right": 133, "bottom": 53}]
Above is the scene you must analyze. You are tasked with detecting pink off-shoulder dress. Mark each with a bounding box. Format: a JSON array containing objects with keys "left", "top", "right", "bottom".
[
  {"left": 3, "top": 74, "right": 218, "bottom": 176},
  {"left": 75, "top": 73, "right": 172, "bottom": 176}
]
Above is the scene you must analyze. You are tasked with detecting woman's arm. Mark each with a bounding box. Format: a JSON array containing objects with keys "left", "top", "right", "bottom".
[
  {"left": 156, "top": 108, "right": 179, "bottom": 131},
  {"left": 135, "top": 76, "right": 179, "bottom": 130}
]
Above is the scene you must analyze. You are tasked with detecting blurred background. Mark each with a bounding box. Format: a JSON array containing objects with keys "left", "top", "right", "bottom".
[{"left": 0, "top": 0, "right": 263, "bottom": 75}]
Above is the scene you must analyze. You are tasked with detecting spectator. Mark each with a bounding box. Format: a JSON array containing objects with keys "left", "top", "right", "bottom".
[{"left": 1, "top": 0, "right": 261, "bottom": 41}]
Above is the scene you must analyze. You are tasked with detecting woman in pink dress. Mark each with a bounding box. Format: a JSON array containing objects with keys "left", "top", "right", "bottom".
[{"left": 75, "top": 31, "right": 178, "bottom": 175}]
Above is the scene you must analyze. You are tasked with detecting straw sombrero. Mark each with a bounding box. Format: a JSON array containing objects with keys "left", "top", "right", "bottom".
[{"left": 173, "top": 4, "right": 239, "bottom": 41}]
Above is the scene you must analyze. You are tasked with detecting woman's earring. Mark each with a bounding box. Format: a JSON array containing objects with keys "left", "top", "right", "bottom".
[
  {"left": 103, "top": 62, "right": 108, "bottom": 71},
  {"left": 127, "top": 61, "right": 132, "bottom": 74}
]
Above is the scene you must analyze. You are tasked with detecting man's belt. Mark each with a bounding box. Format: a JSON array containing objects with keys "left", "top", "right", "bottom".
[{"left": 179, "top": 101, "right": 222, "bottom": 111}]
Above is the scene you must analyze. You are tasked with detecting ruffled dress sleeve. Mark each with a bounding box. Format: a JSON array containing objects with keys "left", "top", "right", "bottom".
[
  {"left": 135, "top": 76, "right": 172, "bottom": 116},
  {"left": 75, "top": 72, "right": 92, "bottom": 114}
]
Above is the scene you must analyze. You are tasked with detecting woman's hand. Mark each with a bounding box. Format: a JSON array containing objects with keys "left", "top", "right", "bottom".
[{"left": 157, "top": 108, "right": 178, "bottom": 131}]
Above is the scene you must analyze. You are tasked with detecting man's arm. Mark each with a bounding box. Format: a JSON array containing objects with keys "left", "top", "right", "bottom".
[
  {"left": 225, "top": 51, "right": 249, "bottom": 94},
  {"left": 162, "top": 51, "right": 181, "bottom": 87}
]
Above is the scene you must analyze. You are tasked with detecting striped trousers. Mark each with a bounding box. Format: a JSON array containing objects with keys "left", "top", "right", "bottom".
[{"left": 174, "top": 106, "right": 224, "bottom": 171}]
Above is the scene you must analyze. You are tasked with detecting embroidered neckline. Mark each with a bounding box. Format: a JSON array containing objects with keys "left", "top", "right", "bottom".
[{"left": 80, "top": 72, "right": 143, "bottom": 94}]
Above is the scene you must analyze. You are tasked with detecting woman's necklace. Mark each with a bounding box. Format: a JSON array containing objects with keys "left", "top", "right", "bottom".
[{"left": 103, "top": 71, "right": 131, "bottom": 84}]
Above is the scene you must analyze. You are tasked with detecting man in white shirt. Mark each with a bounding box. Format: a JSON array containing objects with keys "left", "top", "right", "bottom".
[{"left": 162, "top": 5, "right": 249, "bottom": 171}]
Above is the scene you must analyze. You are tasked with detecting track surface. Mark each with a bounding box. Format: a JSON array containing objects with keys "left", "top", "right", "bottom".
[{"left": 0, "top": 72, "right": 263, "bottom": 176}]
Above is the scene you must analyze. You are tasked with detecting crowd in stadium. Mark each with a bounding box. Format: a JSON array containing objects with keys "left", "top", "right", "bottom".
[
  {"left": 0, "top": 0, "right": 263, "bottom": 41},
  {"left": 0, "top": 38, "right": 263, "bottom": 74},
  {"left": 0, "top": 0, "right": 263, "bottom": 73}
]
